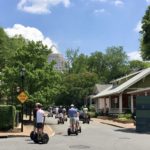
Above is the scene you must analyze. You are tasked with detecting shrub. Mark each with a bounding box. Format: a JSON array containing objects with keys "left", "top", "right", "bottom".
[
  {"left": 0, "top": 105, "right": 16, "bottom": 130},
  {"left": 117, "top": 113, "right": 132, "bottom": 120},
  {"left": 89, "top": 105, "right": 96, "bottom": 112},
  {"left": 88, "top": 111, "right": 96, "bottom": 118}
]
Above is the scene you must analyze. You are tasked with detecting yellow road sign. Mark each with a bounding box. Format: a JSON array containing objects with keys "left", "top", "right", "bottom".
[{"left": 17, "top": 91, "right": 28, "bottom": 103}]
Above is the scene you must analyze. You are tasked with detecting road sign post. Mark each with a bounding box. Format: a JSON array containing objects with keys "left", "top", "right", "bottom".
[{"left": 17, "top": 91, "right": 28, "bottom": 132}]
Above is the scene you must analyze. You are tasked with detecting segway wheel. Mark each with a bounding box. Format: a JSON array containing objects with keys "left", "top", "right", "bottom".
[
  {"left": 68, "top": 128, "right": 71, "bottom": 136},
  {"left": 79, "top": 127, "right": 81, "bottom": 133},
  {"left": 30, "top": 131, "right": 35, "bottom": 140},
  {"left": 58, "top": 120, "right": 60, "bottom": 124},
  {"left": 75, "top": 130, "right": 78, "bottom": 135},
  {"left": 42, "top": 133, "right": 49, "bottom": 144},
  {"left": 33, "top": 133, "right": 39, "bottom": 143}
]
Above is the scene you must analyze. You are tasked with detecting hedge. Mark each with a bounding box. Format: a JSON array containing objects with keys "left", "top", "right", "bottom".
[{"left": 0, "top": 105, "right": 16, "bottom": 130}]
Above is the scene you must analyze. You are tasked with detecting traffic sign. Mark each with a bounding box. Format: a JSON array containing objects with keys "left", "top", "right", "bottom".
[{"left": 17, "top": 91, "right": 28, "bottom": 103}]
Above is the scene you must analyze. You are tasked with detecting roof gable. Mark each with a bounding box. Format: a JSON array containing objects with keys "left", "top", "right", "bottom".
[{"left": 93, "top": 68, "right": 150, "bottom": 98}]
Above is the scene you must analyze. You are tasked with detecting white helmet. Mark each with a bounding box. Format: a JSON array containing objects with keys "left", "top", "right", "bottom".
[{"left": 70, "top": 104, "right": 74, "bottom": 107}]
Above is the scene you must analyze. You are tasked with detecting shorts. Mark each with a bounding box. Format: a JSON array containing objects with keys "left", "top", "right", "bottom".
[
  {"left": 36, "top": 123, "right": 44, "bottom": 129},
  {"left": 59, "top": 113, "right": 63, "bottom": 118},
  {"left": 70, "top": 117, "right": 76, "bottom": 125}
]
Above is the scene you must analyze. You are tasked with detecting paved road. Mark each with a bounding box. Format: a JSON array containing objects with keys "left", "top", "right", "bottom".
[{"left": 1, "top": 116, "right": 150, "bottom": 150}]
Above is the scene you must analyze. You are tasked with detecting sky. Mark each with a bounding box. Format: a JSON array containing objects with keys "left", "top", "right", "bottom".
[{"left": 0, "top": 0, "right": 150, "bottom": 60}]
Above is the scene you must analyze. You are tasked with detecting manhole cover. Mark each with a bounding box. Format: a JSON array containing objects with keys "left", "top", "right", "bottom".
[
  {"left": 69, "top": 145, "right": 90, "bottom": 149},
  {"left": 56, "top": 132, "right": 63, "bottom": 135}
]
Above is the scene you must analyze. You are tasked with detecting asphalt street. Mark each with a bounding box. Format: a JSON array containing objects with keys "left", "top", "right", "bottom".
[{"left": 0, "top": 116, "right": 150, "bottom": 150}]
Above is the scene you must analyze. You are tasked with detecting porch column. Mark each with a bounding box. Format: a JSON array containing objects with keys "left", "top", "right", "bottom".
[
  {"left": 104, "top": 97, "right": 106, "bottom": 113},
  {"left": 96, "top": 99, "right": 99, "bottom": 112},
  {"left": 119, "top": 93, "right": 123, "bottom": 113},
  {"left": 131, "top": 95, "right": 134, "bottom": 113},
  {"left": 109, "top": 96, "right": 111, "bottom": 111},
  {"left": 89, "top": 96, "right": 92, "bottom": 106}
]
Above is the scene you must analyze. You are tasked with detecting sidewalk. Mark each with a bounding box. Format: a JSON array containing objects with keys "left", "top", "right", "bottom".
[
  {"left": 0, "top": 123, "right": 55, "bottom": 138},
  {"left": 92, "top": 118, "right": 135, "bottom": 129},
  {"left": 0, "top": 115, "right": 55, "bottom": 138}
]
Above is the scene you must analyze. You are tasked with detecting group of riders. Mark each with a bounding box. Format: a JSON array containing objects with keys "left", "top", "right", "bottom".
[{"left": 33, "top": 103, "right": 89, "bottom": 134}]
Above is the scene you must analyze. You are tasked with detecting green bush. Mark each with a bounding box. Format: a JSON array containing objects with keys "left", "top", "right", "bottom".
[
  {"left": 117, "top": 113, "right": 132, "bottom": 120},
  {"left": 0, "top": 105, "right": 16, "bottom": 130},
  {"left": 88, "top": 111, "right": 96, "bottom": 118},
  {"left": 89, "top": 105, "right": 96, "bottom": 112}
]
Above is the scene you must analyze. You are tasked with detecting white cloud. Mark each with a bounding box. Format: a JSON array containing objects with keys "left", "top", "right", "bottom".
[
  {"left": 91, "top": 0, "right": 124, "bottom": 7},
  {"left": 114, "top": 0, "right": 124, "bottom": 6},
  {"left": 94, "top": 9, "right": 106, "bottom": 14},
  {"left": 17, "top": 0, "right": 71, "bottom": 14},
  {"left": 127, "top": 51, "right": 142, "bottom": 61},
  {"left": 92, "top": 0, "right": 107, "bottom": 2},
  {"left": 134, "top": 21, "right": 142, "bottom": 32},
  {"left": 4, "top": 24, "right": 59, "bottom": 53},
  {"left": 146, "top": 0, "right": 150, "bottom": 3}
]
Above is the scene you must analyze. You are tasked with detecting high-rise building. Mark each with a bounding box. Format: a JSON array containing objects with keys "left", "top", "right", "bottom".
[{"left": 48, "top": 53, "right": 66, "bottom": 71}]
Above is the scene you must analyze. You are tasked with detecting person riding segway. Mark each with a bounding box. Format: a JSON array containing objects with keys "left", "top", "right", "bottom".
[
  {"left": 67, "top": 104, "right": 78, "bottom": 135},
  {"left": 30, "top": 103, "right": 49, "bottom": 144},
  {"left": 30, "top": 102, "right": 40, "bottom": 140},
  {"left": 58, "top": 106, "right": 64, "bottom": 124},
  {"left": 83, "top": 105, "right": 90, "bottom": 124}
]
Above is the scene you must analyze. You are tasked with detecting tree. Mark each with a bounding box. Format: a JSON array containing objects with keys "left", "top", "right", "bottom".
[
  {"left": 88, "top": 51, "right": 107, "bottom": 82},
  {"left": 129, "top": 60, "right": 150, "bottom": 72},
  {"left": 0, "top": 28, "right": 12, "bottom": 70},
  {"left": 55, "top": 72, "right": 98, "bottom": 107},
  {"left": 104, "top": 46, "right": 129, "bottom": 82},
  {"left": 2, "top": 39, "right": 63, "bottom": 107},
  {"left": 65, "top": 48, "right": 79, "bottom": 73},
  {"left": 140, "top": 6, "right": 150, "bottom": 60}
]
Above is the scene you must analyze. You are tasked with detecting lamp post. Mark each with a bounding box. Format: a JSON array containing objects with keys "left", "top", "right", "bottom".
[{"left": 20, "top": 68, "right": 25, "bottom": 132}]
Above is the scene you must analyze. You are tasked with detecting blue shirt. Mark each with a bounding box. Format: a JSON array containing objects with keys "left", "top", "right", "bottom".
[{"left": 68, "top": 108, "right": 77, "bottom": 117}]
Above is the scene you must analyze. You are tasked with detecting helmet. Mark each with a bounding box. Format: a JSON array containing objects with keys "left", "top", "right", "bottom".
[
  {"left": 35, "top": 102, "right": 40, "bottom": 106},
  {"left": 70, "top": 104, "right": 74, "bottom": 107}
]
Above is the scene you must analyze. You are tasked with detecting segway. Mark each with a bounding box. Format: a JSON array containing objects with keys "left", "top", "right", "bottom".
[
  {"left": 67, "top": 127, "right": 78, "bottom": 136},
  {"left": 76, "top": 119, "right": 81, "bottom": 133},
  {"left": 83, "top": 114, "right": 90, "bottom": 124},
  {"left": 67, "top": 121, "right": 78, "bottom": 136},
  {"left": 33, "top": 131, "right": 49, "bottom": 144},
  {"left": 58, "top": 113, "right": 64, "bottom": 124},
  {"left": 47, "top": 112, "right": 53, "bottom": 117},
  {"left": 30, "top": 129, "right": 49, "bottom": 144},
  {"left": 30, "top": 116, "right": 49, "bottom": 144}
]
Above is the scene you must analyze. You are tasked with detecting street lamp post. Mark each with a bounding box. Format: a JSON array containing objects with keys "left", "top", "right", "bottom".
[{"left": 20, "top": 68, "right": 25, "bottom": 132}]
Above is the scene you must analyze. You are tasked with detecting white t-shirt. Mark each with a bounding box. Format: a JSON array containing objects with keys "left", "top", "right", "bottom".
[
  {"left": 36, "top": 109, "right": 44, "bottom": 123},
  {"left": 83, "top": 107, "right": 88, "bottom": 114}
]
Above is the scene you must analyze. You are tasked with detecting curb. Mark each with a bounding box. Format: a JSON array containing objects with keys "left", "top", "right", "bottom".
[
  {"left": 100, "top": 122, "right": 124, "bottom": 128},
  {"left": 0, "top": 125, "right": 55, "bottom": 138}
]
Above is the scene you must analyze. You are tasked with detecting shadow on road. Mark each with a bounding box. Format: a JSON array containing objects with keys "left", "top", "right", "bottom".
[{"left": 115, "top": 128, "right": 150, "bottom": 135}]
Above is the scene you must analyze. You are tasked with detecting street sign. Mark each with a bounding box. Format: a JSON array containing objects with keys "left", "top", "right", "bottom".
[{"left": 17, "top": 91, "right": 28, "bottom": 103}]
